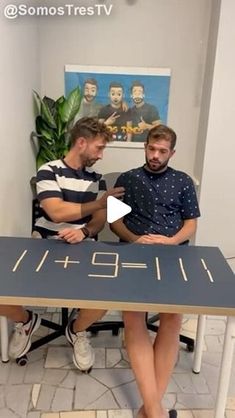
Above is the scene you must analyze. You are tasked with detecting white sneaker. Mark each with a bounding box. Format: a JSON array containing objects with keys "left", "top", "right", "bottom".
[
  {"left": 9, "top": 312, "right": 41, "bottom": 359},
  {"left": 65, "top": 324, "right": 94, "bottom": 371}
]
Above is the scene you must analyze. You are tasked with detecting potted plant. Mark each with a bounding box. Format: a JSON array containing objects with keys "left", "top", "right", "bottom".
[{"left": 31, "top": 87, "right": 81, "bottom": 169}]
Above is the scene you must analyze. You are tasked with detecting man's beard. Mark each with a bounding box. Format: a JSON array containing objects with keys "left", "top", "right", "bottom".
[
  {"left": 145, "top": 157, "right": 169, "bottom": 173},
  {"left": 83, "top": 158, "right": 97, "bottom": 167},
  {"left": 133, "top": 97, "right": 144, "bottom": 105},
  {"left": 82, "top": 158, "right": 98, "bottom": 167},
  {"left": 84, "top": 95, "right": 95, "bottom": 102}
]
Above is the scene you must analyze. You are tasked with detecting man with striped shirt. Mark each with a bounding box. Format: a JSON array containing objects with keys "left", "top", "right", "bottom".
[
  {"left": 2, "top": 117, "right": 124, "bottom": 370},
  {"left": 35, "top": 117, "right": 124, "bottom": 371}
]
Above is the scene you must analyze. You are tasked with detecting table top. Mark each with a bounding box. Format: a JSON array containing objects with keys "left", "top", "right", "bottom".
[{"left": 0, "top": 236, "right": 234, "bottom": 315}]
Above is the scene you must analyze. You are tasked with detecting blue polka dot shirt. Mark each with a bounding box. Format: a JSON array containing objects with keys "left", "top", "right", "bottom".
[{"left": 115, "top": 166, "right": 200, "bottom": 237}]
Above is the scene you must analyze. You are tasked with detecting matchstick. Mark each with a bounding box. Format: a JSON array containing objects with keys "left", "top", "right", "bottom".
[
  {"left": 12, "top": 250, "right": 28, "bottom": 272},
  {"left": 206, "top": 269, "right": 214, "bottom": 283},
  {"left": 64, "top": 256, "right": 69, "bottom": 269},
  {"left": 155, "top": 257, "right": 161, "bottom": 280},
  {"left": 179, "top": 258, "right": 188, "bottom": 282},
  {"left": 200, "top": 258, "right": 207, "bottom": 270},
  {"left": 36, "top": 250, "right": 49, "bottom": 272},
  {"left": 201, "top": 258, "right": 214, "bottom": 282}
]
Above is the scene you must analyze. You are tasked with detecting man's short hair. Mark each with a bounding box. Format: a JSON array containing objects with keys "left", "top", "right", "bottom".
[
  {"left": 131, "top": 81, "right": 145, "bottom": 93},
  {"left": 109, "top": 82, "right": 123, "bottom": 90},
  {"left": 70, "top": 117, "right": 112, "bottom": 146},
  {"left": 83, "top": 78, "right": 98, "bottom": 88},
  {"left": 146, "top": 124, "right": 177, "bottom": 150}
]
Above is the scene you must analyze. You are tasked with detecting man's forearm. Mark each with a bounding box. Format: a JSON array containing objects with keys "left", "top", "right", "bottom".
[
  {"left": 110, "top": 219, "right": 138, "bottom": 242},
  {"left": 172, "top": 219, "right": 197, "bottom": 245},
  {"left": 86, "top": 209, "right": 106, "bottom": 237},
  {"left": 144, "top": 119, "right": 161, "bottom": 130},
  {"left": 41, "top": 198, "right": 102, "bottom": 223}
]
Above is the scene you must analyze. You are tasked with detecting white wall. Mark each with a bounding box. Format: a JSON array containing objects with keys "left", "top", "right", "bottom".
[
  {"left": 0, "top": 1, "right": 40, "bottom": 236},
  {"left": 194, "top": 0, "right": 221, "bottom": 183},
  {"left": 39, "top": 0, "right": 212, "bottom": 176},
  {"left": 195, "top": 0, "right": 235, "bottom": 257}
]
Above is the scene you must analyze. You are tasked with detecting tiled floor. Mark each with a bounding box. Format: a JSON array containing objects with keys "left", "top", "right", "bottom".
[{"left": 0, "top": 259, "right": 235, "bottom": 418}]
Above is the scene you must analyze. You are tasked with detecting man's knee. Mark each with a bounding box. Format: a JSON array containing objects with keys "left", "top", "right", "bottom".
[
  {"left": 123, "top": 311, "right": 146, "bottom": 329},
  {"left": 159, "top": 313, "right": 182, "bottom": 333}
]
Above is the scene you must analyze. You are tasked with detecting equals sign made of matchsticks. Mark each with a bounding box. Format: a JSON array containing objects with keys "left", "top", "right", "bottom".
[{"left": 121, "top": 261, "right": 147, "bottom": 269}]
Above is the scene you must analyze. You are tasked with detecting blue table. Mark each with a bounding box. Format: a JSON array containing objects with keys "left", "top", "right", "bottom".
[{"left": 0, "top": 236, "right": 234, "bottom": 417}]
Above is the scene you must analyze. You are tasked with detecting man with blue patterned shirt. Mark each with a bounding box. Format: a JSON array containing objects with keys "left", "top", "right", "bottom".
[{"left": 111, "top": 125, "right": 200, "bottom": 418}]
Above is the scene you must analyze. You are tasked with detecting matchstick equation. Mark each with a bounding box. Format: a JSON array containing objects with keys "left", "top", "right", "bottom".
[{"left": 11, "top": 249, "right": 215, "bottom": 283}]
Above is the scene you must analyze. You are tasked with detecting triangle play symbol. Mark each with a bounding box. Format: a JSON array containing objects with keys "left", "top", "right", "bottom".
[{"left": 107, "top": 196, "right": 132, "bottom": 223}]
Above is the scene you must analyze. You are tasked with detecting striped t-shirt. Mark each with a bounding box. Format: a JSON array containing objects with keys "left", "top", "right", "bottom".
[{"left": 35, "top": 159, "right": 106, "bottom": 233}]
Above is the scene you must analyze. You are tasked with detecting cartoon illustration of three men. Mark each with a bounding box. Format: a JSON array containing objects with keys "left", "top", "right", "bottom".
[{"left": 73, "top": 78, "right": 161, "bottom": 142}]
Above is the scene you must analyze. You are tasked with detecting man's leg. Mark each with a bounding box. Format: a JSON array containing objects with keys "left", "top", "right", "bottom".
[
  {"left": 0, "top": 305, "right": 28, "bottom": 323},
  {"left": 0, "top": 305, "right": 41, "bottom": 359},
  {"left": 123, "top": 311, "right": 166, "bottom": 418},
  {"left": 123, "top": 312, "right": 181, "bottom": 418},
  {"left": 73, "top": 309, "right": 106, "bottom": 332},
  {"left": 66, "top": 309, "right": 106, "bottom": 371},
  {"left": 153, "top": 313, "right": 182, "bottom": 399}
]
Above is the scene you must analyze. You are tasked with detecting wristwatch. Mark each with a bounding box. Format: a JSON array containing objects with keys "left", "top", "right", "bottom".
[{"left": 81, "top": 226, "right": 91, "bottom": 239}]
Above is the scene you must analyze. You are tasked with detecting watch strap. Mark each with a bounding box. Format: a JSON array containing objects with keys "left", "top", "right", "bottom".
[{"left": 81, "top": 226, "right": 91, "bottom": 239}]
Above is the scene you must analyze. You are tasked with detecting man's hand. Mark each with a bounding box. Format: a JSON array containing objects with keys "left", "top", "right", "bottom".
[
  {"left": 58, "top": 228, "right": 85, "bottom": 244},
  {"left": 134, "top": 235, "right": 154, "bottom": 244},
  {"left": 147, "top": 234, "right": 176, "bottom": 245},
  {"left": 121, "top": 101, "right": 129, "bottom": 112},
  {"left": 104, "top": 112, "right": 120, "bottom": 126},
  {"left": 138, "top": 117, "right": 148, "bottom": 131},
  {"left": 98, "top": 187, "right": 125, "bottom": 209},
  {"left": 134, "top": 234, "right": 176, "bottom": 245}
]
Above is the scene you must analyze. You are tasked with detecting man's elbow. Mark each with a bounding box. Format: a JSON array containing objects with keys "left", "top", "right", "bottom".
[
  {"left": 44, "top": 210, "right": 65, "bottom": 223},
  {"left": 110, "top": 221, "right": 119, "bottom": 234},
  {"left": 187, "top": 219, "right": 197, "bottom": 237},
  {"left": 110, "top": 223, "right": 115, "bottom": 233}
]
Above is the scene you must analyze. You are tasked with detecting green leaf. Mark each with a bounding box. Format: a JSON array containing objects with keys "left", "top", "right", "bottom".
[
  {"left": 55, "top": 96, "right": 65, "bottom": 106},
  {"left": 39, "top": 128, "right": 56, "bottom": 143},
  {"left": 36, "top": 147, "right": 56, "bottom": 168},
  {"left": 60, "top": 87, "right": 81, "bottom": 123},
  {"left": 36, "top": 152, "right": 46, "bottom": 169},
  {"left": 33, "top": 90, "right": 41, "bottom": 105},
  {"left": 41, "top": 99, "right": 57, "bottom": 129},
  {"left": 35, "top": 115, "right": 51, "bottom": 134},
  {"left": 33, "top": 90, "right": 43, "bottom": 116},
  {"left": 43, "top": 96, "right": 56, "bottom": 119},
  {"left": 32, "top": 89, "right": 80, "bottom": 168}
]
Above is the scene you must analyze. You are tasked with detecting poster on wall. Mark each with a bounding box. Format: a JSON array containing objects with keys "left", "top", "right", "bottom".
[{"left": 65, "top": 65, "right": 171, "bottom": 148}]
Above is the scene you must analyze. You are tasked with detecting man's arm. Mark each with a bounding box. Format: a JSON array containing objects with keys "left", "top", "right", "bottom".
[
  {"left": 148, "top": 219, "right": 197, "bottom": 245},
  {"left": 111, "top": 218, "right": 197, "bottom": 245},
  {"left": 110, "top": 218, "right": 139, "bottom": 242},
  {"left": 86, "top": 208, "right": 106, "bottom": 237},
  {"left": 138, "top": 117, "right": 161, "bottom": 131},
  {"left": 40, "top": 187, "right": 124, "bottom": 223},
  {"left": 171, "top": 218, "right": 197, "bottom": 244},
  {"left": 58, "top": 208, "right": 107, "bottom": 244}
]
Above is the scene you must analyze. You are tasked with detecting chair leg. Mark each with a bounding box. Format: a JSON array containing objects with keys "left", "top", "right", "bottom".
[
  {"left": 193, "top": 314, "right": 206, "bottom": 373},
  {"left": 0, "top": 316, "right": 9, "bottom": 363}
]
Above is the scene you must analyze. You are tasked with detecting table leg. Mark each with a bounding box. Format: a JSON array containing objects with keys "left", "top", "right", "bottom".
[
  {"left": 214, "top": 316, "right": 235, "bottom": 418},
  {"left": 0, "top": 316, "right": 9, "bottom": 362},
  {"left": 193, "top": 314, "right": 206, "bottom": 373}
]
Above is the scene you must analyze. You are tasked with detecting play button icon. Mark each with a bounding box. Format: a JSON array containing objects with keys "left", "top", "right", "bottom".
[{"left": 107, "top": 196, "right": 132, "bottom": 223}]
